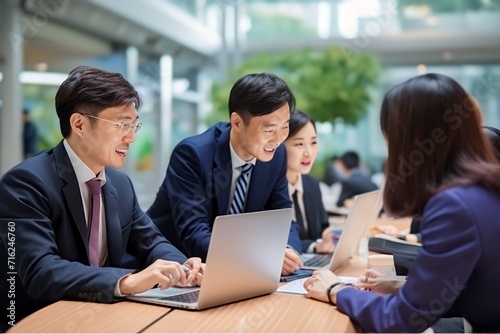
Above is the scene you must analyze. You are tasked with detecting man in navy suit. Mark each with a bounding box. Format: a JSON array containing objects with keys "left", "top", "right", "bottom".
[
  {"left": 335, "top": 151, "right": 378, "bottom": 207},
  {"left": 147, "top": 73, "right": 303, "bottom": 275},
  {"left": 0, "top": 66, "right": 202, "bottom": 331}
]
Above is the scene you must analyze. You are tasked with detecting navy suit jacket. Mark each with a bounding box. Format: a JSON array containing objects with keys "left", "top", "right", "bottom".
[
  {"left": 336, "top": 170, "right": 378, "bottom": 207},
  {"left": 148, "top": 122, "right": 301, "bottom": 260},
  {"left": 0, "top": 142, "right": 186, "bottom": 329},
  {"left": 300, "top": 174, "right": 330, "bottom": 252},
  {"left": 336, "top": 185, "right": 500, "bottom": 332}
]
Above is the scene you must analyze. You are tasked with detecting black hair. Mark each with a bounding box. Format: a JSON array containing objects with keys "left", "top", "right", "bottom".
[
  {"left": 380, "top": 73, "right": 500, "bottom": 217},
  {"left": 228, "top": 73, "right": 295, "bottom": 124},
  {"left": 55, "top": 66, "right": 141, "bottom": 138},
  {"left": 287, "top": 109, "right": 316, "bottom": 139},
  {"left": 339, "top": 151, "right": 360, "bottom": 170}
]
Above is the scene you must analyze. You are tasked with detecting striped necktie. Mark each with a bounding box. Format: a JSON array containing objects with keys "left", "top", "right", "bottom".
[{"left": 229, "top": 163, "right": 253, "bottom": 214}]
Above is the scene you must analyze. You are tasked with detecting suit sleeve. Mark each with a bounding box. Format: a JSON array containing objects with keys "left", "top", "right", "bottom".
[
  {"left": 301, "top": 175, "right": 330, "bottom": 252},
  {"left": 123, "top": 176, "right": 187, "bottom": 265},
  {"left": 165, "top": 142, "right": 215, "bottom": 259},
  {"left": 0, "top": 169, "right": 131, "bottom": 304},
  {"left": 335, "top": 190, "right": 481, "bottom": 332},
  {"left": 336, "top": 179, "right": 352, "bottom": 207},
  {"left": 315, "top": 179, "right": 330, "bottom": 230}
]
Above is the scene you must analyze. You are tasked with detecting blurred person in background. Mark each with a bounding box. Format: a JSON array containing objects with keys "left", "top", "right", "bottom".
[
  {"left": 303, "top": 73, "right": 500, "bottom": 332},
  {"left": 320, "top": 155, "right": 344, "bottom": 214},
  {"left": 322, "top": 155, "right": 342, "bottom": 187},
  {"left": 22, "top": 108, "right": 38, "bottom": 158},
  {"left": 335, "top": 150, "right": 378, "bottom": 208},
  {"left": 284, "top": 110, "right": 335, "bottom": 254}
]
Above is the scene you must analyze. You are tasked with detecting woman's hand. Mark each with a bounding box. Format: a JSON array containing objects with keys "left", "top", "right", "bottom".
[
  {"left": 314, "top": 239, "right": 335, "bottom": 254},
  {"left": 303, "top": 269, "right": 341, "bottom": 303},
  {"left": 375, "top": 225, "right": 399, "bottom": 237},
  {"left": 314, "top": 227, "right": 335, "bottom": 254},
  {"left": 354, "top": 268, "right": 405, "bottom": 294},
  {"left": 184, "top": 257, "right": 204, "bottom": 286}
]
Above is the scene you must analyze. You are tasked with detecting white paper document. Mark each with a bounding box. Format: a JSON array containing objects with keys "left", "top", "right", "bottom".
[{"left": 276, "top": 276, "right": 358, "bottom": 295}]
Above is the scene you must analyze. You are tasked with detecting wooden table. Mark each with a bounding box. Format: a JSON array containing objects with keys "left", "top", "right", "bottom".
[
  {"left": 8, "top": 300, "right": 171, "bottom": 333},
  {"left": 8, "top": 259, "right": 368, "bottom": 333},
  {"left": 145, "top": 258, "right": 368, "bottom": 333},
  {"left": 145, "top": 292, "right": 354, "bottom": 333}
]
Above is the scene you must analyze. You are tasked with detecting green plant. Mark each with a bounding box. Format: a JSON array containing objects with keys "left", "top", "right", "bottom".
[{"left": 208, "top": 46, "right": 379, "bottom": 125}]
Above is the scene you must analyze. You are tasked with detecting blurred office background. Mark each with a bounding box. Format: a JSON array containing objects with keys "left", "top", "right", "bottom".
[{"left": 1, "top": 0, "right": 500, "bottom": 208}]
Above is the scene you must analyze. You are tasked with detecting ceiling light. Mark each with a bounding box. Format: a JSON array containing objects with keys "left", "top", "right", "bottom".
[
  {"left": 417, "top": 64, "right": 427, "bottom": 74},
  {"left": 19, "top": 71, "right": 67, "bottom": 85}
]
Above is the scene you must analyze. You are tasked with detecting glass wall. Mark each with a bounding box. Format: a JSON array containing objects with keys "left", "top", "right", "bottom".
[
  {"left": 315, "top": 63, "right": 500, "bottom": 179},
  {"left": 240, "top": 0, "right": 500, "bottom": 41}
]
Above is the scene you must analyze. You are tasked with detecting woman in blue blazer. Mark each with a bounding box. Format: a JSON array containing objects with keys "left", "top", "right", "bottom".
[
  {"left": 303, "top": 73, "right": 500, "bottom": 332},
  {"left": 284, "top": 110, "right": 334, "bottom": 254}
]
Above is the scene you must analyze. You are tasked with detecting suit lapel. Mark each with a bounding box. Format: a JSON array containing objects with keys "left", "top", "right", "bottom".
[
  {"left": 102, "top": 177, "right": 122, "bottom": 267},
  {"left": 214, "top": 125, "right": 233, "bottom": 215},
  {"left": 245, "top": 161, "right": 269, "bottom": 211},
  {"left": 302, "top": 176, "right": 315, "bottom": 239},
  {"left": 53, "top": 142, "right": 89, "bottom": 256}
]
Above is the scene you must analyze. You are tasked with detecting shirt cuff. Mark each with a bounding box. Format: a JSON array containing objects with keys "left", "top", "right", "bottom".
[
  {"left": 307, "top": 241, "right": 317, "bottom": 253},
  {"left": 114, "top": 272, "right": 134, "bottom": 297}
]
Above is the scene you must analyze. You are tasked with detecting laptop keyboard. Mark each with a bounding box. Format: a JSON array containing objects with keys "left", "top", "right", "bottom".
[
  {"left": 303, "top": 254, "right": 331, "bottom": 267},
  {"left": 160, "top": 290, "right": 200, "bottom": 303}
]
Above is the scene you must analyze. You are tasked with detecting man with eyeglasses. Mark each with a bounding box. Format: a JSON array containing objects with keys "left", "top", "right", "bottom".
[{"left": 0, "top": 66, "right": 202, "bottom": 331}]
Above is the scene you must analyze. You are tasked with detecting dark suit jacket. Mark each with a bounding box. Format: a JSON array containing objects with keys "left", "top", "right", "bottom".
[
  {"left": 147, "top": 122, "right": 301, "bottom": 260},
  {"left": 299, "top": 174, "right": 330, "bottom": 252},
  {"left": 0, "top": 142, "right": 186, "bottom": 329},
  {"left": 336, "top": 185, "right": 500, "bottom": 332},
  {"left": 336, "top": 170, "right": 378, "bottom": 207}
]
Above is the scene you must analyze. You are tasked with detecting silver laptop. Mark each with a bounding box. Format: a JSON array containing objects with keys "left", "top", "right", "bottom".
[
  {"left": 127, "top": 208, "right": 293, "bottom": 310},
  {"left": 301, "top": 190, "right": 382, "bottom": 271}
]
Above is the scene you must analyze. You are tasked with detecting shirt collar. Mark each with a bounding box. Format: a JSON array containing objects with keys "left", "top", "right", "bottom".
[
  {"left": 229, "top": 142, "right": 256, "bottom": 169},
  {"left": 288, "top": 174, "right": 304, "bottom": 196},
  {"left": 63, "top": 139, "right": 106, "bottom": 185}
]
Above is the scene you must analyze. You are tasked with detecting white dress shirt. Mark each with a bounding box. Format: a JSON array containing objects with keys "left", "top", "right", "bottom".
[{"left": 63, "top": 139, "right": 108, "bottom": 266}]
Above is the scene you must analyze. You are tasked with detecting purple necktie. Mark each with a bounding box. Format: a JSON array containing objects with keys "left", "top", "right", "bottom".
[{"left": 86, "top": 178, "right": 101, "bottom": 266}]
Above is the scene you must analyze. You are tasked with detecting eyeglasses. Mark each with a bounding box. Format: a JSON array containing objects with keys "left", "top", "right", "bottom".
[{"left": 83, "top": 114, "right": 142, "bottom": 135}]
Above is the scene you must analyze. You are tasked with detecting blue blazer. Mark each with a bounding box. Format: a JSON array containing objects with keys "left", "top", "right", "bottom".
[
  {"left": 336, "top": 185, "right": 500, "bottom": 332},
  {"left": 336, "top": 170, "right": 378, "bottom": 207},
  {"left": 300, "top": 174, "right": 330, "bottom": 252},
  {"left": 0, "top": 142, "right": 186, "bottom": 329},
  {"left": 148, "top": 122, "right": 301, "bottom": 260}
]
